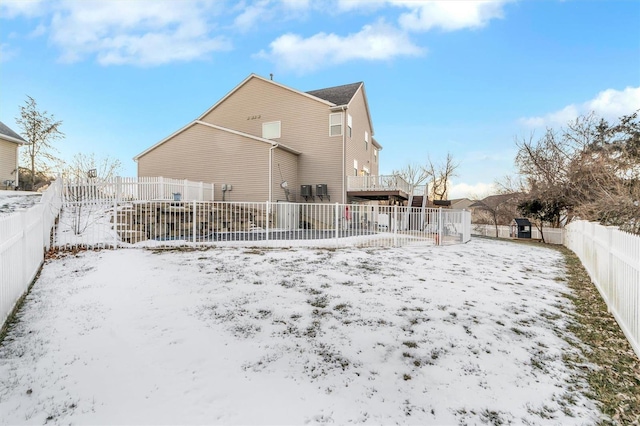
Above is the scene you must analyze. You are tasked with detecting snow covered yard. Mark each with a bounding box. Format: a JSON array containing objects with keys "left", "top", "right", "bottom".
[
  {"left": 0, "top": 190, "right": 41, "bottom": 215},
  {"left": 0, "top": 238, "right": 599, "bottom": 425}
]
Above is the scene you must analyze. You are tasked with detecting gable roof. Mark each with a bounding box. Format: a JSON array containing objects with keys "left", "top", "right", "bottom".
[
  {"left": 306, "top": 82, "right": 363, "bottom": 106},
  {"left": 470, "top": 193, "right": 521, "bottom": 209},
  {"left": 133, "top": 120, "right": 301, "bottom": 161},
  {"left": 0, "top": 121, "right": 26, "bottom": 144}
]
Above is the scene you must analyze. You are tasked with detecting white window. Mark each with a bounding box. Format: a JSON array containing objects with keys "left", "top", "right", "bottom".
[
  {"left": 363, "top": 165, "right": 370, "bottom": 176},
  {"left": 374, "top": 148, "right": 378, "bottom": 162},
  {"left": 365, "top": 131, "right": 369, "bottom": 151},
  {"left": 347, "top": 114, "right": 353, "bottom": 138},
  {"left": 262, "top": 121, "right": 281, "bottom": 139},
  {"left": 330, "top": 113, "right": 343, "bottom": 136},
  {"left": 354, "top": 159, "right": 358, "bottom": 176}
]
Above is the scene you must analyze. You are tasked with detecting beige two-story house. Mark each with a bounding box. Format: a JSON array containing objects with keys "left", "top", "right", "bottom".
[
  {"left": 0, "top": 121, "right": 25, "bottom": 189},
  {"left": 134, "top": 74, "right": 383, "bottom": 203}
]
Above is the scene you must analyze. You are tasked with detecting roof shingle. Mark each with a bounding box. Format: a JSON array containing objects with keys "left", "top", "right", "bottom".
[
  {"left": 306, "top": 82, "right": 362, "bottom": 106},
  {"left": 0, "top": 121, "right": 26, "bottom": 143}
]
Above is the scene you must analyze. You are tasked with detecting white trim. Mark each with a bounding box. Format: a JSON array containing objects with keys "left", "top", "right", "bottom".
[
  {"left": 0, "top": 135, "right": 26, "bottom": 145},
  {"left": 330, "top": 112, "right": 343, "bottom": 137},
  {"left": 262, "top": 121, "right": 281, "bottom": 139}
]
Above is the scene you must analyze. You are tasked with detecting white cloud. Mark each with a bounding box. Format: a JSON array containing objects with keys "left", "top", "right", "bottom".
[
  {"left": 336, "top": 0, "right": 388, "bottom": 12},
  {"left": 256, "top": 21, "right": 423, "bottom": 73},
  {"left": 0, "top": 0, "right": 47, "bottom": 19},
  {"left": 234, "top": 0, "right": 272, "bottom": 32},
  {"left": 0, "top": 43, "right": 18, "bottom": 63},
  {"left": 449, "top": 182, "right": 496, "bottom": 199},
  {"left": 520, "top": 86, "right": 640, "bottom": 127},
  {"left": 396, "top": 0, "right": 509, "bottom": 32},
  {"left": 8, "top": 0, "right": 232, "bottom": 66},
  {"left": 279, "top": 0, "right": 310, "bottom": 10},
  {"left": 28, "top": 24, "right": 47, "bottom": 38}
]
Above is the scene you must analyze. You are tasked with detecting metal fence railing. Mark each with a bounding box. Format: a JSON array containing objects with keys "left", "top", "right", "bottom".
[{"left": 53, "top": 200, "right": 472, "bottom": 250}]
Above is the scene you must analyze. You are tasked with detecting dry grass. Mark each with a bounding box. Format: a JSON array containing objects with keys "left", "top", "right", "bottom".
[{"left": 554, "top": 246, "right": 640, "bottom": 425}]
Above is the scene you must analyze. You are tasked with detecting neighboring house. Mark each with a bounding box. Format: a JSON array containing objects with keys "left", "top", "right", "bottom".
[
  {"left": 134, "top": 74, "right": 383, "bottom": 203},
  {"left": 0, "top": 121, "right": 25, "bottom": 190},
  {"left": 470, "top": 193, "right": 522, "bottom": 225},
  {"left": 450, "top": 198, "right": 474, "bottom": 210}
]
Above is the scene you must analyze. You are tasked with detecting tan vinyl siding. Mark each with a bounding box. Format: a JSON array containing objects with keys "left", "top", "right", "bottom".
[
  {"left": 345, "top": 87, "right": 377, "bottom": 179},
  {"left": 0, "top": 139, "right": 19, "bottom": 187},
  {"left": 202, "top": 76, "right": 344, "bottom": 203},
  {"left": 272, "top": 149, "right": 298, "bottom": 202},
  {"left": 137, "top": 123, "right": 272, "bottom": 202}
]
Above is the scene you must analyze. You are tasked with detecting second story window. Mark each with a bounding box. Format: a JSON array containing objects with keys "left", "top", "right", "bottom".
[
  {"left": 374, "top": 148, "right": 378, "bottom": 162},
  {"left": 330, "top": 112, "right": 343, "bottom": 136},
  {"left": 365, "top": 131, "right": 369, "bottom": 151},
  {"left": 347, "top": 114, "right": 352, "bottom": 138},
  {"left": 262, "top": 121, "right": 281, "bottom": 139},
  {"left": 354, "top": 159, "right": 358, "bottom": 176}
]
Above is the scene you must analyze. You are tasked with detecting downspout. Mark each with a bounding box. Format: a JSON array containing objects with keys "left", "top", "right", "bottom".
[
  {"left": 341, "top": 106, "right": 347, "bottom": 204},
  {"left": 269, "top": 143, "right": 279, "bottom": 203}
]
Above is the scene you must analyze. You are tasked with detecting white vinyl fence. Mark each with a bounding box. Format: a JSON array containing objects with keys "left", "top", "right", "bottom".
[
  {"left": 0, "top": 180, "right": 62, "bottom": 327},
  {"left": 63, "top": 176, "right": 215, "bottom": 204},
  {"left": 472, "top": 223, "right": 565, "bottom": 245},
  {"left": 53, "top": 199, "right": 471, "bottom": 250},
  {"left": 565, "top": 221, "right": 640, "bottom": 359}
]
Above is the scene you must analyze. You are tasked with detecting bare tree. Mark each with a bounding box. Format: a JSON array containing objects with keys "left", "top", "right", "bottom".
[
  {"left": 425, "top": 153, "right": 459, "bottom": 200},
  {"left": 61, "top": 153, "right": 122, "bottom": 234},
  {"left": 392, "top": 162, "right": 429, "bottom": 187},
  {"left": 515, "top": 111, "right": 640, "bottom": 234},
  {"left": 16, "top": 96, "right": 64, "bottom": 189}
]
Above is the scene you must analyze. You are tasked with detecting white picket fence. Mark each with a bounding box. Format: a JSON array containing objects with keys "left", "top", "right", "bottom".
[
  {"left": 0, "top": 180, "right": 62, "bottom": 327},
  {"left": 53, "top": 200, "right": 472, "bottom": 250},
  {"left": 472, "top": 223, "right": 565, "bottom": 245},
  {"left": 565, "top": 221, "right": 640, "bottom": 359}
]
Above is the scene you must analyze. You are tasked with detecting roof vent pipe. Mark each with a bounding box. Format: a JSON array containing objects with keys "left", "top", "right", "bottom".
[{"left": 270, "top": 73, "right": 274, "bottom": 81}]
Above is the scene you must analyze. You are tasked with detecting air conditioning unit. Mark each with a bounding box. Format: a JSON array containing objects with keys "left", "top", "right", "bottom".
[
  {"left": 316, "top": 184, "right": 328, "bottom": 197},
  {"left": 300, "top": 185, "right": 312, "bottom": 197}
]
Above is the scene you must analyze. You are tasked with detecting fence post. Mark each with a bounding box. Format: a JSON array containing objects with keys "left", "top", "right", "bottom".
[
  {"left": 393, "top": 205, "right": 398, "bottom": 247},
  {"left": 199, "top": 182, "right": 204, "bottom": 201},
  {"left": 193, "top": 200, "right": 197, "bottom": 246},
  {"left": 265, "top": 200, "right": 270, "bottom": 244},
  {"left": 335, "top": 203, "right": 339, "bottom": 245},
  {"left": 438, "top": 208, "right": 443, "bottom": 246}
]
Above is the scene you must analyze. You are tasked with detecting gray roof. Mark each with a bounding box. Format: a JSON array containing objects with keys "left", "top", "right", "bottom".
[
  {"left": 306, "top": 82, "right": 362, "bottom": 106},
  {"left": 0, "top": 121, "right": 26, "bottom": 143}
]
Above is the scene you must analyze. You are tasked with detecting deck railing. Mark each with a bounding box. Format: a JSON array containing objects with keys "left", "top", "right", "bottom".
[
  {"left": 63, "top": 176, "right": 215, "bottom": 204},
  {"left": 347, "top": 175, "right": 412, "bottom": 195}
]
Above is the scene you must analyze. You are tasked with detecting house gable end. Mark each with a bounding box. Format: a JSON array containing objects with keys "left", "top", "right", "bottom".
[{"left": 198, "top": 74, "right": 333, "bottom": 122}]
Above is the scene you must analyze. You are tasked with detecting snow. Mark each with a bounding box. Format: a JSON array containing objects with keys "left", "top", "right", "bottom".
[
  {"left": 0, "top": 238, "right": 600, "bottom": 425},
  {"left": 0, "top": 191, "right": 41, "bottom": 215}
]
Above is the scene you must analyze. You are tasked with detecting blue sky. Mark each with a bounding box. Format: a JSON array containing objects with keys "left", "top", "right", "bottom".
[{"left": 1, "top": 0, "right": 639, "bottom": 198}]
